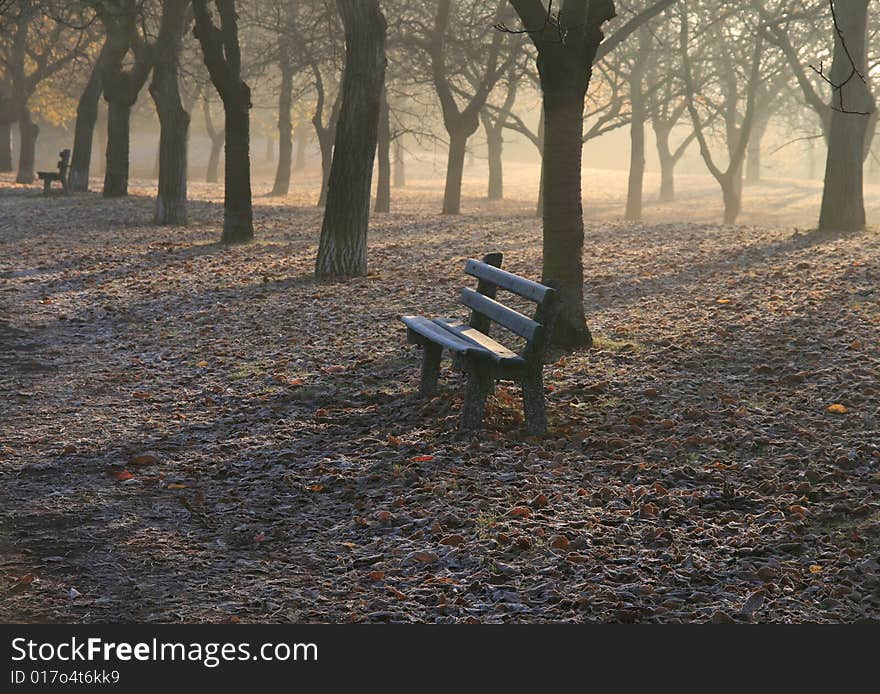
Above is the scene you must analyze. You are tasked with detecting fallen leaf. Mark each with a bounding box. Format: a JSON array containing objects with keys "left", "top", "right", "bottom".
[
  {"left": 113, "top": 470, "right": 134, "bottom": 482},
  {"left": 509, "top": 507, "right": 531, "bottom": 518},
  {"left": 827, "top": 404, "right": 848, "bottom": 414},
  {"left": 410, "top": 455, "right": 434, "bottom": 463}
]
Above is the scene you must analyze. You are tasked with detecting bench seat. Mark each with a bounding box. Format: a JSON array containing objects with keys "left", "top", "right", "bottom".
[{"left": 400, "top": 253, "right": 558, "bottom": 434}]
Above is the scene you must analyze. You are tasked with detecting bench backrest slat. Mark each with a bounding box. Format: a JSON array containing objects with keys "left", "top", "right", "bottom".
[
  {"left": 465, "top": 259, "right": 552, "bottom": 304},
  {"left": 459, "top": 287, "right": 542, "bottom": 342}
]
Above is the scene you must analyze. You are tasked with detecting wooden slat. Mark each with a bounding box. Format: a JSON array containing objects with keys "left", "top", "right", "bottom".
[
  {"left": 464, "top": 259, "right": 552, "bottom": 304},
  {"left": 433, "top": 319, "right": 525, "bottom": 367},
  {"left": 459, "top": 288, "right": 542, "bottom": 341},
  {"left": 402, "top": 315, "right": 491, "bottom": 359}
]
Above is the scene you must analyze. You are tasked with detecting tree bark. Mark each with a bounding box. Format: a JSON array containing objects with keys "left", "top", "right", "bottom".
[
  {"left": 315, "top": 0, "right": 387, "bottom": 278},
  {"left": 149, "top": 0, "right": 190, "bottom": 225},
  {"left": 818, "top": 0, "right": 873, "bottom": 233},
  {"left": 270, "top": 63, "right": 294, "bottom": 196},
  {"left": 374, "top": 87, "right": 391, "bottom": 213}
]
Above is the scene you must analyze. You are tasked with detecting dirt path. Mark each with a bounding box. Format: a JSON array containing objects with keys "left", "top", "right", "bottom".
[{"left": 0, "top": 173, "right": 878, "bottom": 623}]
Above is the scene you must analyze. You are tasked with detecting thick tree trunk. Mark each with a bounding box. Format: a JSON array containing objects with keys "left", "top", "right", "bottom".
[
  {"left": 0, "top": 120, "right": 11, "bottom": 172},
  {"left": 270, "top": 66, "right": 293, "bottom": 196},
  {"left": 393, "top": 137, "right": 405, "bottom": 187},
  {"left": 316, "top": 0, "right": 386, "bottom": 278},
  {"left": 103, "top": 99, "right": 131, "bottom": 196},
  {"left": 15, "top": 108, "right": 38, "bottom": 184},
  {"left": 818, "top": 0, "right": 872, "bottom": 232},
  {"left": 222, "top": 93, "right": 254, "bottom": 242},
  {"left": 374, "top": 88, "right": 391, "bottom": 213},
  {"left": 442, "top": 129, "right": 468, "bottom": 215},
  {"left": 542, "top": 93, "right": 591, "bottom": 349},
  {"left": 485, "top": 119, "right": 504, "bottom": 201},
  {"left": 721, "top": 175, "right": 741, "bottom": 225}
]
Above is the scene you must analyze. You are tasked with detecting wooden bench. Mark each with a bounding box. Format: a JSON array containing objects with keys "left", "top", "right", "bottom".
[
  {"left": 37, "top": 149, "right": 70, "bottom": 195},
  {"left": 401, "top": 253, "right": 558, "bottom": 434}
]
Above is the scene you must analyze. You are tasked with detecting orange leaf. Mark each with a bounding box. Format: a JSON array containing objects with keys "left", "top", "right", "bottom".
[
  {"left": 113, "top": 470, "right": 134, "bottom": 481},
  {"left": 509, "top": 507, "right": 531, "bottom": 518},
  {"left": 410, "top": 455, "right": 434, "bottom": 463},
  {"left": 827, "top": 404, "right": 848, "bottom": 414}
]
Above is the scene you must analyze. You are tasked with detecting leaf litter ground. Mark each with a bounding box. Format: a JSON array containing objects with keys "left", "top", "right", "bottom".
[{"left": 0, "top": 166, "right": 878, "bottom": 623}]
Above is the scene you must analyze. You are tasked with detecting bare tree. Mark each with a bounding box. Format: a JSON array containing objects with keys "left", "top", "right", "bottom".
[
  {"left": 192, "top": 0, "right": 254, "bottom": 243},
  {"left": 315, "top": 0, "right": 387, "bottom": 278},
  {"left": 507, "top": 0, "right": 676, "bottom": 348}
]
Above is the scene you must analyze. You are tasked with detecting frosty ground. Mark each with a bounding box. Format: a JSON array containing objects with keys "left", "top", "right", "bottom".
[{"left": 1, "top": 164, "right": 878, "bottom": 623}]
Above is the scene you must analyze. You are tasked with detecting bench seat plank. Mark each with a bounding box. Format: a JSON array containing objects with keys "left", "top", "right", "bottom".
[
  {"left": 432, "top": 319, "right": 525, "bottom": 367},
  {"left": 402, "top": 315, "right": 493, "bottom": 360}
]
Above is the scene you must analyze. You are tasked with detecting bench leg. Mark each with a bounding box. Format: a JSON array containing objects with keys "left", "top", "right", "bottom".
[
  {"left": 43, "top": 180, "right": 51, "bottom": 195},
  {"left": 521, "top": 369, "right": 547, "bottom": 435},
  {"left": 418, "top": 344, "right": 442, "bottom": 398},
  {"left": 461, "top": 363, "right": 494, "bottom": 430}
]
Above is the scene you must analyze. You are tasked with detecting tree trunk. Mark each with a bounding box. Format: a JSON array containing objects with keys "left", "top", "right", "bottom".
[
  {"left": 149, "top": 0, "right": 190, "bottom": 226},
  {"left": 818, "top": 0, "right": 873, "bottom": 233},
  {"left": 393, "top": 137, "right": 405, "bottom": 187},
  {"left": 625, "top": 26, "right": 649, "bottom": 221},
  {"left": 207, "top": 134, "right": 223, "bottom": 182},
  {"left": 536, "top": 104, "right": 545, "bottom": 217},
  {"left": 485, "top": 119, "right": 504, "bottom": 201},
  {"left": 270, "top": 65, "right": 293, "bottom": 196},
  {"left": 542, "top": 92, "right": 591, "bottom": 349},
  {"left": 15, "top": 108, "right": 38, "bottom": 184},
  {"left": 745, "top": 114, "right": 769, "bottom": 184},
  {"left": 222, "top": 92, "right": 254, "bottom": 242},
  {"left": 442, "top": 129, "right": 468, "bottom": 215},
  {"left": 653, "top": 123, "right": 676, "bottom": 202},
  {"left": 315, "top": 0, "right": 386, "bottom": 278},
  {"left": 317, "top": 130, "right": 333, "bottom": 206},
  {"left": 103, "top": 99, "right": 131, "bottom": 196},
  {"left": 0, "top": 120, "right": 11, "bottom": 172},
  {"left": 374, "top": 87, "right": 391, "bottom": 213},
  {"left": 294, "top": 121, "right": 308, "bottom": 171},
  {"left": 721, "top": 173, "right": 742, "bottom": 225},
  {"left": 69, "top": 45, "right": 107, "bottom": 192}
]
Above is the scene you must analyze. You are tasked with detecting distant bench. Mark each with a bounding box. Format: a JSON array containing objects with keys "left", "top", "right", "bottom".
[
  {"left": 401, "top": 253, "right": 558, "bottom": 434},
  {"left": 37, "top": 149, "right": 70, "bottom": 195}
]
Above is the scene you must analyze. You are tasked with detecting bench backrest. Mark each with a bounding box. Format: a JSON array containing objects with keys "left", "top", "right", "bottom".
[{"left": 460, "top": 253, "right": 558, "bottom": 362}]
